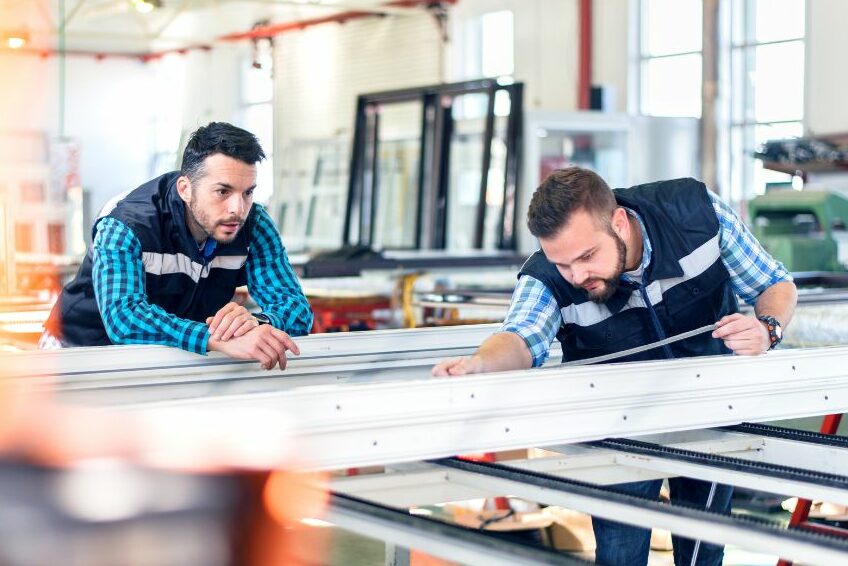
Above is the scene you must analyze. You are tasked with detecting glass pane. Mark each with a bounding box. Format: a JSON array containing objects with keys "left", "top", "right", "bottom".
[
  {"left": 752, "top": 122, "right": 803, "bottom": 195},
  {"left": 730, "top": 46, "right": 751, "bottom": 124},
  {"left": 642, "top": 0, "right": 702, "bottom": 56},
  {"left": 642, "top": 53, "right": 703, "bottom": 117},
  {"left": 754, "top": 0, "right": 805, "bottom": 43},
  {"left": 373, "top": 101, "right": 422, "bottom": 249},
  {"left": 446, "top": 93, "right": 510, "bottom": 251},
  {"left": 752, "top": 41, "right": 804, "bottom": 123},
  {"left": 481, "top": 10, "right": 514, "bottom": 78},
  {"left": 537, "top": 130, "right": 628, "bottom": 190},
  {"left": 279, "top": 140, "right": 348, "bottom": 252},
  {"left": 483, "top": 115, "right": 511, "bottom": 250},
  {"left": 731, "top": 123, "right": 803, "bottom": 205},
  {"left": 729, "top": 125, "right": 747, "bottom": 207}
]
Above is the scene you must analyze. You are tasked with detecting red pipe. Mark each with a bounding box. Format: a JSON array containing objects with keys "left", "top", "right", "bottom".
[
  {"left": 9, "top": 0, "right": 458, "bottom": 62},
  {"left": 578, "top": 0, "right": 592, "bottom": 110},
  {"left": 218, "top": 1, "right": 457, "bottom": 42},
  {"left": 218, "top": 11, "right": 381, "bottom": 41}
]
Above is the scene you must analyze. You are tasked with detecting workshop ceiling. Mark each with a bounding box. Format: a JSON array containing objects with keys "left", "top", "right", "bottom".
[{"left": 0, "top": 0, "right": 416, "bottom": 54}]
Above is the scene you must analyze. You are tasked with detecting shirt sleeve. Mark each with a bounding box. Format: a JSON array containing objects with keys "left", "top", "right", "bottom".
[
  {"left": 708, "top": 191, "right": 793, "bottom": 305},
  {"left": 500, "top": 275, "right": 562, "bottom": 367},
  {"left": 246, "top": 205, "right": 313, "bottom": 336},
  {"left": 92, "top": 217, "right": 211, "bottom": 353}
]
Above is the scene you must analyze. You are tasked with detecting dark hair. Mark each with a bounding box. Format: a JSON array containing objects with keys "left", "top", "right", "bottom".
[
  {"left": 527, "top": 167, "right": 616, "bottom": 238},
  {"left": 180, "top": 122, "right": 266, "bottom": 182}
]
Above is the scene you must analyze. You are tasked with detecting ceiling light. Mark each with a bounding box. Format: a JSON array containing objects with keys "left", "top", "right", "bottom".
[
  {"left": 5, "top": 31, "right": 28, "bottom": 49},
  {"left": 130, "top": 0, "right": 163, "bottom": 14}
]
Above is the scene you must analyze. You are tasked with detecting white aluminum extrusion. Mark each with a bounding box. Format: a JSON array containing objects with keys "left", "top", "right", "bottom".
[
  {"left": 111, "top": 346, "right": 848, "bottom": 471},
  {"left": 331, "top": 433, "right": 764, "bottom": 507},
  {"left": 3, "top": 323, "right": 502, "bottom": 380}
]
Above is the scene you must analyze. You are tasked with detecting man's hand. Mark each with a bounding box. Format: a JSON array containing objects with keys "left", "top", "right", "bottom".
[
  {"left": 205, "top": 302, "right": 258, "bottom": 341},
  {"left": 432, "top": 332, "right": 533, "bottom": 377},
  {"left": 712, "top": 313, "right": 770, "bottom": 355},
  {"left": 208, "top": 325, "right": 300, "bottom": 370},
  {"left": 432, "top": 355, "right": 485, "bottom": 377}
]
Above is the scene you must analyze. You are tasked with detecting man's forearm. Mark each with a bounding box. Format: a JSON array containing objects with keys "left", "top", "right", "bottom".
[
  {"left": 754, "top": 280, "right": 797, "bottom": 327},
  {"left": 473, "top": 331, "right": 534, "bottom": 373}
]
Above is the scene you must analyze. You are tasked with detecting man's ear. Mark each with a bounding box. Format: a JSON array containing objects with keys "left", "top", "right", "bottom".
[
  {"left": 176, "top": 175, "right": 192, "bottom": 204},
  {"left": 610, "top": 207, "right": 629, "bottom": 236}
]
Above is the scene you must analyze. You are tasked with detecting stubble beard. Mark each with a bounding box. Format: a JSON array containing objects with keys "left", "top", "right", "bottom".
[{"left": 585, "top": 232, "right": 628, "bottom": 304}]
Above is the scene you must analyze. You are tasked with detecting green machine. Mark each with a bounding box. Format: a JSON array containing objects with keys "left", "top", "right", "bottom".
[{"left": 748, "top": 190, "right": 848, "bottom": 272}]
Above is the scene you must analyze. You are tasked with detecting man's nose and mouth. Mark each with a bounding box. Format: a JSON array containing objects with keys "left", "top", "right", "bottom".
[{"left": 218, "top": 217, "right": 244, "bottom": 235}]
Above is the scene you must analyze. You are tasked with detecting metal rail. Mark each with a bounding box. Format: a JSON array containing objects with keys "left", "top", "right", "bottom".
[
  {"left": 327, "top": 492, "right": 586, "bottom": 566},
  {"left": 432, "top": 457, "right": 848, "bottom": 565}
]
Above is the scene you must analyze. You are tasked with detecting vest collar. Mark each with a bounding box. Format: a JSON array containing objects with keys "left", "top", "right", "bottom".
[
  {"left": 615, "top": 194, "right": 685, "bottom": 281},
  {"left": 164, "top": 175, "right": 208, "bottom": 262}
]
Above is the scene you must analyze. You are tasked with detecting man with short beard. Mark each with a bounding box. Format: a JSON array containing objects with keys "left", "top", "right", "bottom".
[
  {"left": 43, "top": 122, "right": 312, "bottom": 371},
  {"left": 433, "top": 167, "right": 797, "bottom": 566}
]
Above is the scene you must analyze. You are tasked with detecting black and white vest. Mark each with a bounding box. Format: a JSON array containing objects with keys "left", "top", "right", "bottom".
[
  {"left": 45, "top": 171, "right": 255, "bottom": 346},
  {"left": 520, "top": 178, "right": 739, "bottom": 364}
]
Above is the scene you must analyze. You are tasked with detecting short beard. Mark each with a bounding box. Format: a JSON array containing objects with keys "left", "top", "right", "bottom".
[
  {"left": 187, "top": 198, "right": 242, "bottom": 244},
  {"left": 586, "top": 231, "right": 628, "bottom": 304}
]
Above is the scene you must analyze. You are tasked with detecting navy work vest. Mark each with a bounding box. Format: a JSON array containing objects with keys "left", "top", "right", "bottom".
[
  {"left": 520, "top": 178, "right": 739, "bottom": 364},
  {"left": 45, "top": 172, "right": 256, "bottom": 346}
]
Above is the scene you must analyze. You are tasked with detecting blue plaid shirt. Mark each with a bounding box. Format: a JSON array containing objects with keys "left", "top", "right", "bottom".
[
  {"left": 503, "top": 192, "right": 792, "bottom": 366},
  {"left": 92, "top": 205, "right": 312, "bottom": 354}
]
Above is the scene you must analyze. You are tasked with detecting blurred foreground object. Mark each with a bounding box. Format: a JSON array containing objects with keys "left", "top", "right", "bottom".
[{"left": 0, "top": 371, "right": 328, "bottom": 566}]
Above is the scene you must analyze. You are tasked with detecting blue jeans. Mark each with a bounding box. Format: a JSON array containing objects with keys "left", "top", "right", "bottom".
[{"left": 591, "top": 478, "right": 733, "bottom": 566}]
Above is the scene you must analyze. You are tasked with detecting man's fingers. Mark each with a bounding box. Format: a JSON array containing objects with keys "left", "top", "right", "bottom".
[
  {"left": 213, "top": 312, "right": 238, "bottom": 339},
  {"left": 432, "top": 358, "right": 465, "bottom": 377},
  {"left": 221, "top": 315, "right": 254, "bottom": 341},
  {"left": 254, "top": 340, "right": 281, "bottom": 370},
  {"left": 232, "top": 319, "right": 259, "bottom": 338},
  {"left": 251, "top": 343, "right": 275, "bottom": 370},
  {"left": 273, "top": 330, "right": 300, "bottom": 356},
  {"left": 209, "top": 302, "right": 239, "bottom": 334},
  {"left": 712, "top": 318, "right": 752, "bottom": 339}
]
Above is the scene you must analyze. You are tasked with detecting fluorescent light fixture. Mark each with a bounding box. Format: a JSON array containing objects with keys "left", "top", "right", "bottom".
[
  {"left": 130, "top": 0, "right": 163, "bottom": 14},
  {"left": 5, "top": 31, "right": 27, "bottom": 49}
]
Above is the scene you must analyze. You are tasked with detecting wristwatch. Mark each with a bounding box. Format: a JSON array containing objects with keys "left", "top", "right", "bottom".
[
  {"left": 254, "top": 313, "right": 272, "bottom": 326},
  {"left": 757, "top": 315, "right": 783, "bottom": 350}
]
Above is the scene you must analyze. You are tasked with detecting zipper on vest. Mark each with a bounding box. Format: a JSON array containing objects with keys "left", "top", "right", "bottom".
[
  {"left": 185, "top": 255, "right": 208, "bottom": 312},
  {"left": 638, "top": 284, "right": 675, "bottom": 359}
]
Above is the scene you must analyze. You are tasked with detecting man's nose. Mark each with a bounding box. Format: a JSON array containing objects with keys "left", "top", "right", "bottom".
[
  {"left": 571, "top": 266, "right": 588, "bottom": 286},
  {"left": 228, "top": 194, "right": 245, "bottom": 215}
]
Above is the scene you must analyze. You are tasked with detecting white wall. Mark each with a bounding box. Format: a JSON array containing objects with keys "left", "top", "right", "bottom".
[
  {"left": 448, "top": 0, "right": 575, "bottom": 110},
  {"left": 0, "top": 44, "right": 247, "bottom": 219},
  {"left": 274, "top": 14, "right": 443, "bottom": 141},
  {"left": 805, "top": 0, "right": 848, "bottom": 136}
]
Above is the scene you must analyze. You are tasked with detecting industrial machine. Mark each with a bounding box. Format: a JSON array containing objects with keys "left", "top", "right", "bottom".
[
  {"left": 748, "top": 189, "right": 848, "bottom": 272},
  {"left": 7, "top": 325, "right": 848, "bottom": 564}
]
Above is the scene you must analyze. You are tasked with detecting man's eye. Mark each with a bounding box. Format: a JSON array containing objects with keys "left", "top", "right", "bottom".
[
  {"left": 217, "top": 190, "right": 229, "bottom": 197},
  {"left": 244, "top": 190, "right": 254, "bottom": 198}
]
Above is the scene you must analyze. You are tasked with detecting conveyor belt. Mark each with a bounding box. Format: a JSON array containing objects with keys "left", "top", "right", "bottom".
[
  {"left": 723, "top": 422, "right": 848, "bottom": 448},
  {"left": 430, "top": 457, "right": 848, "bottom": 565},
  {"left": 328, "top": 492, "right": 586, "bottom": 566},
  {"left": 590, "top": 437, "right": 848, "bottom": 489},
  {"left": 586, "top": 437, "right": 848, "bottom": 505}
]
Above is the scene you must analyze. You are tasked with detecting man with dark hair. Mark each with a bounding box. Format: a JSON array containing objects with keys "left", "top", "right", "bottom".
[
  {"left": 43, "top": 122, "right": 312, "bottom": 370},
  {"left": 434, "top": 167, "right": 797, "bottom": 565}
]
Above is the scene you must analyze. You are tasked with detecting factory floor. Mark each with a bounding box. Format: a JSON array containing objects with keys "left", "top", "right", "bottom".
[{"left": 312, "top": 527, "right": 788, "bottom": 565}]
